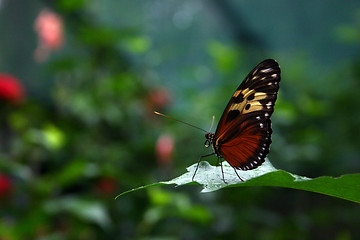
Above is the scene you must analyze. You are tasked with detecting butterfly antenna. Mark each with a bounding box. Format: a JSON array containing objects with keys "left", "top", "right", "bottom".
[
  {"left": 208, "top": 115, "right": 215, "bottom": 133},
  {"left": 154, "top": 111, "right": 207, "bottom": 133}
]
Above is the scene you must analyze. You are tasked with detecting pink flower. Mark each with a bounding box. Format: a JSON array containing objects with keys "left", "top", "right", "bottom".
[
  {"left": 149, "top": 88, "right": 171, "bottom": 109},
  {"left": 147, "top": 88, "right": 171, "bottom": 115},
  {"left": 156, "top": 134, "right": 175, "bottom": 165},
  {"left": 0, "top": 174, "right": 12, "bottom": 198},
  {"left": 0, "top": 73, "right": 24, "bottom": 104},
  {"left": 34, "top": 9, "right": 64, "bottom": 62}
]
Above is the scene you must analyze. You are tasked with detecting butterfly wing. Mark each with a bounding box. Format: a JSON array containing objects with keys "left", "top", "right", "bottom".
[{"left": 214, "top": 59, "right": 280, "bottom": 170}]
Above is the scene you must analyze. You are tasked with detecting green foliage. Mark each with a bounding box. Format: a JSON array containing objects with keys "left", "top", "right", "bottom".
[
  {"left": 207, "top": 41, "right": 240, "bottom": 74},
  {"left": 1, "top": 1, "right": 360, "bottom": 239}
]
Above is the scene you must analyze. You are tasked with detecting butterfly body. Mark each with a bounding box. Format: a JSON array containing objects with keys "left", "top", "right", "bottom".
[
  {"left": 204, "top": 132, "right": 219, "bottom": 155},
  {"left": 203, "top": 59, "right": 281, "bottom": 174}
]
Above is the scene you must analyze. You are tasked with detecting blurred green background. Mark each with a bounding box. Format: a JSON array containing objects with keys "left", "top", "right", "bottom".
[{"left": 1, "top": 0, "right": 360, "bottom": 239}]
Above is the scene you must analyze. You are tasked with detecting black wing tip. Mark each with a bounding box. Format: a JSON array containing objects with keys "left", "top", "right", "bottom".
[
  {"left": 261, "top": 58, "right": 278, "bottom": 64},
  {"left": 259, "top": 59, "right": 280, "bottom": 68}
]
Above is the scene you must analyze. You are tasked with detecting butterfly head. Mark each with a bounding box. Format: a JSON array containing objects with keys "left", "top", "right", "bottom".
[{"left": 204, "top": 132, "right": 215, "bottom": 148}]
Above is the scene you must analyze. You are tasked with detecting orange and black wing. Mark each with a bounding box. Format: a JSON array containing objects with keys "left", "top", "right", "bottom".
[{"left": 214, "top": 59, "right": 280, "bottom": 170}]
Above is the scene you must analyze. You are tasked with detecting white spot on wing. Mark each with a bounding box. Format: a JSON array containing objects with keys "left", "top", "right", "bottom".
[
  {"left": 266, "top": 102, "right": 272, "bottom": 109},
  {"left": 261, "top": 68, "right": 272, "bottom": 73}
]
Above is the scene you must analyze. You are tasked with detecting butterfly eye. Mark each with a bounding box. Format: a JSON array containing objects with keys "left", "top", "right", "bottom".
[{"left": 204, "top": 139, "right": 210, "bottom": 148}]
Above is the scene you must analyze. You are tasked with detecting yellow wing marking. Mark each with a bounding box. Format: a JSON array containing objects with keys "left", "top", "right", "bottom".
[{"left": 230, "top": 89, "right": 269, "bottom": 113}]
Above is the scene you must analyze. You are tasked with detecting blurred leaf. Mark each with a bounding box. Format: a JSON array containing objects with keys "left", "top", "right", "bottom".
[
  {"left": 299, "top": 95, "right": 328, "bottom": 117},
  {"left": 334, "top": 25, "right": 360, "bottom": 44},
  {"left": 43, "top": 124, "right": 65, "bottom": 150},
  {"left": 145, "top": 188, "right": 213, "bottom": 224},
  {"left": 207, "top": 41, "right": 239, "bottom": 74},
  {"left": 117, "top": 159, "right": 360, "bottom": 203},
  {"left": 276, "top": 100, "right": 298, "bottom": 125},
  {"left": 0, "top": 157, "right": 33, "bottom": 180},
  {"left": 23, "top": 124, "right": 65, "bottom": 150},
  {"left": 57, "top": 0, "right": 86, "bottom": 12},
  {"left": 54, "top": 161, "right": 90, "bottom": 186},
  {"left": 178, "top": 205, "right": 212, "bottom": 224},
  {"left": 148, "top": 187, "right": 172, "bottom": 206},
  {"left": 79, "top": 27, "right": 123, "bottom": 46},
  {"left": 50, "top": 57, "right": 79, "bottom": 72},
  {"left": 45, "top": 196, "right": 111, "bottom": 229},
  {"left": 122, "top": 36, "right": 151, "bottom": 54},
  {"left": 9, "top": 111, "right": 29, "bottom": 130},
  {"left": 35, "top": 161, "right": 98, "bottom": 194}
]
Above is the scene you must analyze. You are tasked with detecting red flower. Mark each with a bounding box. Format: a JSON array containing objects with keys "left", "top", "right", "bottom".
[
  {"left": 96, "top": 177, "right": 117, "bottom": 195},
  {"left": 0, "top": 74, "right": 24, "bottom": 104},
  {"left": 34, "top": 8, "right": 64, "bottom": 62},
  {"left": 149, "top": 88, "right": 171, "bottom": 109},
  {"left": 0, "top": 174, "right": 12, "bottom": 198},
  {"left": 146, "top": 88, "right": 171, "bottom": 116},
  {"left": 156, "top": 134, "right": 175, "bottom": 165}
]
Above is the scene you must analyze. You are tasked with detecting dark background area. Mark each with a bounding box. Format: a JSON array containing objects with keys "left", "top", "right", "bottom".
[{"left": 0, "top": 0, "right": 360, "bottom": 239}]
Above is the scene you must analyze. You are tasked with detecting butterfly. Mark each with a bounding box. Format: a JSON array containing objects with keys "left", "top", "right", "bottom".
[{"left": 193, "top": 59, "right": 281, "bottom": 182}]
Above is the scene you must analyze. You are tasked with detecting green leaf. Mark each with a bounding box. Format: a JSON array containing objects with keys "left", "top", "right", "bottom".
[{"left": 116, "top": 159, "right": 360, "bottom": 203}]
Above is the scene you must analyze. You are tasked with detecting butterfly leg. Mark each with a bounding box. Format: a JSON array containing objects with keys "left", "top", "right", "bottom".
[
  {"left": 233, "top": 168, "right": 244, "bottom": 182},
  {"left": 219, "top": 157, "right": 227, "bottom": 184},
  {"left": 216, "top": 156, "right": 221, "bottom": 166},
  {"left": 192, "top": 152, "right": 216, "bottom": 182}
]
